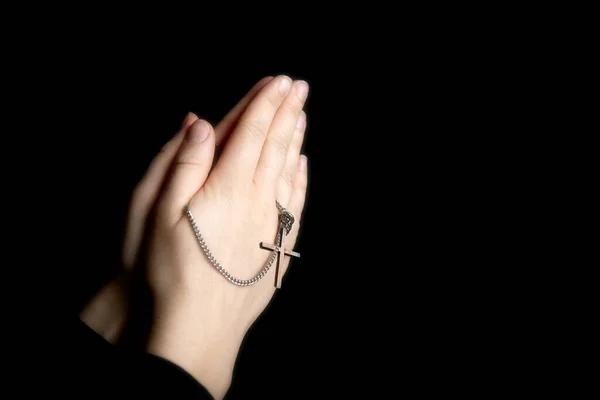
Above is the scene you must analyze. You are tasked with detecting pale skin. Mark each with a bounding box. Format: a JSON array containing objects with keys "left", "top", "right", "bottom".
[
  {"left": 81, "top": 77, "right": 278, "bottom": 342},
  {"left": 80, "top": 75, "right": 309, "bottom": 399}
]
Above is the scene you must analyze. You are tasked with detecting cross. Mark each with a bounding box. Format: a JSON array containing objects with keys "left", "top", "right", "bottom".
[{"left": 260, "top": 225, "right": 301, "bottom": 289}]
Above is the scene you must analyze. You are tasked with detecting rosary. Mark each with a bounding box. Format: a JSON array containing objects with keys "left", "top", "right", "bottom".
[{"left": 184, "top": 201, "right": 300, "bottom": 289}]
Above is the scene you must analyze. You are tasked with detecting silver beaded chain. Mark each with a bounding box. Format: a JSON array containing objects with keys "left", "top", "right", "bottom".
[{"left": 184, "top": 201, "right": 289, "bottom": 286}]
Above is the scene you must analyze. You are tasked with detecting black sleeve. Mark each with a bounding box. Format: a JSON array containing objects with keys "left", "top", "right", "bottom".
[{"left": 69, "top": 318, "right": 213, "bottom": 399}]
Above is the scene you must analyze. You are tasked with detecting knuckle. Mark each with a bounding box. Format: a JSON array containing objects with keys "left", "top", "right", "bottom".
[
  {"left": 281, "top": 101, "right": 303, "bottom": 117},
  {"left": 174, "top": 160, "right": 204, "bottom": 172},
  {"left": 281, "top": 169, "right": 295, "bottom": 187},
  {"left": 258, "top": 162, "right": 279, "bottom": 179},
  {"left": 211, "top": 180, "right": 233, "bottom": 202},
  {"left": 288, "top": 142, "right": 302, "bottom": 158},
  {"left": 237, "top": 119, "right": 266, "bottom": 141},
  {"left": 176, "top": 148, "right": 206, "bottom": 168},
  {"left": 294, "top": 173, "right": 308, "bottom": 190},
  {"left": 266, "top": 92, "right": 282, "bottom": 109},
  {"left": 266, "top": 135, "right": 288, "bottom": 158}
]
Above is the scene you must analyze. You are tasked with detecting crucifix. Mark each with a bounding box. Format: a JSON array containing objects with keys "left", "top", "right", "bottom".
[{"left": 260, "top": 210, "right": 300, "bottom": 289}]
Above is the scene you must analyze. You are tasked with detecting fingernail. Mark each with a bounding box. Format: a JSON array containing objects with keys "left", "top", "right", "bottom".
[
  {"left": 296, "top": 111, "right": 306, "bottom": 129},
  {"left": 278, "top": 76, "right": 292, "bottom": 96},
  {"left": 188, "top": 120, "right": 210, "bottom": 142},
  {"left": 180, "top": 112, "right": 194, "bottom": 129},
  {"left": 295, "top": 81, "right": 309, "bottom": 101},
  {"left": 298, "top": 155, "right": 308, "bottom": 171}
]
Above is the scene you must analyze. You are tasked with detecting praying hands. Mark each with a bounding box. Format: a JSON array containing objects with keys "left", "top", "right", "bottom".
[{"left": 80, "top": 75, "right": 310, "bottom": 399}]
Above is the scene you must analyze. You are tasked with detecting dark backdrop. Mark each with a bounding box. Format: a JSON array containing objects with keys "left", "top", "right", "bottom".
[
  {"left": 24, "top": 44, "right": 496, "bottom": 396},
  {"left": 12, "top": 18, "right": 543, "bottom": 398},
  {"left": 51, "top": 67, "right": 354, "bottom": 398},
  {"left": 36, "top": 62, "right": 466, "bottom": 398},
  {"left": 11, "top": 49, "right": 517, "bottom": 399}
]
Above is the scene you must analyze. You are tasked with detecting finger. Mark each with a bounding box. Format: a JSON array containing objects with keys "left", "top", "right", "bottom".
[
  {"left": 254, "top": 80, "right": 309, "bottom": 193},
  {"left": 277, "top": 111, "right": 306, "bottom": 207},
  {"left": 180, "top": 111, "right": 200, "bottom": 130},
  {"left": 123, "top": 112, "right": 198, "bottom": 268},
  {"left": 286, "top": 155, "right": 309, "bottom": 244},
  {"left": 214, "top": 76, "right": 274, "bottom": 145},
  {"left": 160, "top": 119, "right": 215, "bottom": 222},
  {"left": 213, "top": 75, "right": 292, "bottom": 182}
]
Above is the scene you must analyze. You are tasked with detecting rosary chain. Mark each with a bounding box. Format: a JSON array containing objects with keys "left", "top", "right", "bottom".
[{"left": 185, "top": 201, "right": 286, "bottom": 287}]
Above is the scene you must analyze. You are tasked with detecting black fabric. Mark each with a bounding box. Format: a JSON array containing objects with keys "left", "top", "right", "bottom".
[{"left": 69, "top": 318, "right": 213, "bottom": 399}]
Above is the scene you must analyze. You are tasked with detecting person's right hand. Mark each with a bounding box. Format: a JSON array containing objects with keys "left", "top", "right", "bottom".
[
  {"left": 80, "top": 77, "right": 275, "bottom": 343},
  {"left": 142, "top": 75, "right": 309, "bottom": 399}
]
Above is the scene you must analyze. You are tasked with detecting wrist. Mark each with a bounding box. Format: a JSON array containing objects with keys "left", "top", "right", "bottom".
[{"left": 146, "top": 299, "right": 244, "bottom": 399}]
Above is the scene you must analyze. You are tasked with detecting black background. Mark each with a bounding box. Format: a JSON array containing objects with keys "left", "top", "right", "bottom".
[
  {"left": 7, "top": 10, "right": 565, "bottom": 397},
  {"left": 19, "top": 44, "right": 501, "bottom": 396},
  {"left": 28, "top": 62, "right": 469, "bottom": 397},
  {"left": 55, "top": 66, "right": 380, "bottom": 398}
]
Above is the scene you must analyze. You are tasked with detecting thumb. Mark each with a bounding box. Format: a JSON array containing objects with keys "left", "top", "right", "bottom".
[
  {"left": 159, "top": 119, "right": 215, "bottom": 222},
  {"left": 122, "top": 112, "right": 200, "bottom": 268}
]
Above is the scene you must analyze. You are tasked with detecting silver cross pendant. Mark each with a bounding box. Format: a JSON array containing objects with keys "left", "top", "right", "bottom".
[{"left": 260, "top": 211, "right": 300, "bottom": 289}]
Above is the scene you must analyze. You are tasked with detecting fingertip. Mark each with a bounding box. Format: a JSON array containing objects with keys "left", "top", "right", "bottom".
[
  {"left": 251, "top": 76, "right": 275, "bottom": 93},
  {"left": 299, "top": 156, "right": 308, "bottom": 185},
  {"left": 186, "top": 119, "right": 213, "bottom": 143},
  {"left": 294, "top": 155, "right": 308, "bottom": 191},
  {"left": 180, "top": 111, "right": 199, "bottom": 129},
  {"left": 298, "top": 154, "right": 308, "bottom": 171},
  {"left": 296, "top": 111, "right": 307, "bottom": 129},
  {"left": 276, "top": 75, "right": 293, "bottom": 96},
  {"left": 288, "top": 154, "right": 309, "bottom": 223},
  {"left": 251, "top": 76, "right": 274, "bottom": 92}
]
